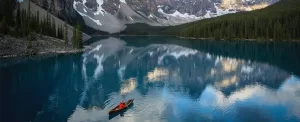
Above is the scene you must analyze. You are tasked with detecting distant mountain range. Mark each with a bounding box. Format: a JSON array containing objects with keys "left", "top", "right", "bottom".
[
  {"left": 120, "top": 0, "right": 300, "bottom": 41},
  {"left": 30, "top": 0, "right": 278, "bottom": 34}
]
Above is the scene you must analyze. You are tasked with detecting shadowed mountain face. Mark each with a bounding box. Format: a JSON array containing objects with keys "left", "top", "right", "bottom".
[
  {"left": 20, "top": 0, "right": 91, "bottom": 40},
  {"left": 1, "top": 37, "right": 299, "bottom": 122},
  {"left": 30, "top": 0, "right": 278, "bottom": 33},
  {"left": 31, "top": 0, "right": 77, "bottom": 23}
]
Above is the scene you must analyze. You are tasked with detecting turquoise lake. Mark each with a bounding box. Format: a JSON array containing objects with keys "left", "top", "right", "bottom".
[{"left": 1, "top": 36, "right": 300, "bottom": 122}]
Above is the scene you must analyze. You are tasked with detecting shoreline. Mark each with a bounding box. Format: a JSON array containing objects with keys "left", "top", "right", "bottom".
[
  {"left": 0, "top": 49, "right": 86, "bottom": 59},
  {"left": 177, "top": 36, "right": 300, "bottom": 42},
  {"left": 90, "top": 34, "right": 300, "bottom": 42},
  {"left": 0, "top": 34, "right": 90, "bottom": 59}
]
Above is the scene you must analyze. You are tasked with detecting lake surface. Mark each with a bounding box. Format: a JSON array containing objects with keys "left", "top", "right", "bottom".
[{"left": 1, "top": 36, "right": 300, "bottom": 122}]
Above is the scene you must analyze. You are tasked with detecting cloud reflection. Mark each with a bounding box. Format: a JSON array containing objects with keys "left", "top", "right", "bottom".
[
  {"left": 215, "top": 75, "right": 239, "bottom": 88},
  {"left": 145, "top": 67, "right": 182, "bottom": 86},
  {"left": 120, "top": 78, "right": 138, "bottom": 95},
  {"left": 200, "top": 76, "right": 300, "bottom": 120},
  {"left": 220, "top": 58, "right": 239, "bottom": 72},
  {"left": 67, "top": 74, "right": 300, "bottom": 122},
  {"left": 68, "top": 106, "right": 107, "bottom": 122},
  {"left": 146, "top": 68, "right": 170, "bottom": 83}
]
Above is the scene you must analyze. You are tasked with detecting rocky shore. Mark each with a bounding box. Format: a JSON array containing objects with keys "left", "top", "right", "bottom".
[{"left": 0, "top": 34, "right": 87, "bottom": 58}]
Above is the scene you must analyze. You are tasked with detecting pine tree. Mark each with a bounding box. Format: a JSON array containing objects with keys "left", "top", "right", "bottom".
[
  {"left": 46, "top": 12, "right": 50, "bottom": 35},
  {"left": 71, "top": 23, "right": 84, "bottom": 49},
  {"left": 27, "top": 0, "right": 31, "bottom": 23},
  {"left": 40, "top": 24, "right": 43, "bottom": 39},
  {"left": 16, "top": 3, "right": 21, "bottom": 29},
  {"left": 72, "top": 25, "right": 77, "bottom": 48},
  {"left": 27, "top": 32, "right": 33, "bottom": 50},
  {"left": 26, "top": 31, "right": 36, "bottom": 55},
  {"left": 27, "top": 20, "right": 33, "bottom": 54},
  {"left": 59, "top": 25, "right": 62, "bottom": 39},
  {"left": 57, "top": 25, "right": 60, "bottom": 39},
  {"left": 51, "top": 17, "right": 56, "bottom": 37},
  {"left": 0, "top": 16, "right": 8, "bottom": 34},
  {"left": 26, "top": 0, "right": 31, "bottom": 36},
  {"left": 77, "top": 24, "right": 83, "bottom": 49},
  {"left": 42, "top": 15, "right": 46, "bottom": 35},
  {"left": 31, "top": 14, "right": 36, "bottom": 32},
  {"left": 60, "top": 25, "right": 64, "bottom": 39},
  {"left": 57, "top": 25, "right": 63, "bottom": 39},
  {"left": 64, "top": 21, "right": 69, "bottom": 46},
  {"left": 20, "top": 10, "right": 26, "bottom": 37},
  {"left": 36, "top": 11, "right": 40, "bottom": 32},
  {"left": 1, "top": 0, "right": 15, "bottom": 26},
  {"left": 14, "top": 3, "right": 22, "bottom": 37}
]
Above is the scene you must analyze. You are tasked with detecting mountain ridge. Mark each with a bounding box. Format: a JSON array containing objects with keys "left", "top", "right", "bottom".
[
  {"left": 74, "top": 0, "right": 277, "bottom": 33},
  {"left": 31, "top": 0, "right": 278, "bottom": 34}
]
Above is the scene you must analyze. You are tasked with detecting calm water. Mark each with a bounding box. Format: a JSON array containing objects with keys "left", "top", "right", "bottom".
[{"left": 1, "top": 37, "right": 300, "bottom": 122}]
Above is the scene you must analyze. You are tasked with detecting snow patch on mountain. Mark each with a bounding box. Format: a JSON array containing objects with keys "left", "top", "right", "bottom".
[
  {"left": 204, "top": 11, "right": 212, "bottom": 18},
  {"left": 120, "top": 0, "right": 126, "bottom": 4},
  {"left": 214, "top": 3, "right": 237, "bottom": 16},
  {"left": 158, "top": 8, "right": 201, "bottom": 20},
  {"left": 94, "top": 0, "right": 105, "bottom": 15},
  {"left": 73, "top": 0, "right": 126, "bottom": 33},
  {"left": 73, "top": 1, "right": 102, "bottom": 26}
]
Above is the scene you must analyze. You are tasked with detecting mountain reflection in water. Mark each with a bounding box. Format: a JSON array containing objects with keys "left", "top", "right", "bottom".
[{"left": 0, "top": 37, "right": 299, "bottom": 122}]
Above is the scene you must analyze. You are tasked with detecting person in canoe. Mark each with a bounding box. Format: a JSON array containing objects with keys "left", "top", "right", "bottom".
[
  {"left": 119, "top": 100, "right": 126, "bottom": 109},
  {"left": 109, "top": 99, "right": 134, "bottom": 116}
]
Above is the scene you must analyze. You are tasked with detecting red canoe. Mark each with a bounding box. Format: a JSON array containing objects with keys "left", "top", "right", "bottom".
[{"left": 108, "top": 99, "right": 134, "bottom": 115}]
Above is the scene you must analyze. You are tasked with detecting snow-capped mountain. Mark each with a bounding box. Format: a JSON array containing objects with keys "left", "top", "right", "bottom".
[
  {"left": 32, "top": 0, "right": 278, "bottom": 33},
  {"left": 73, "top": 0, "right": 278, "bottom": 33}
]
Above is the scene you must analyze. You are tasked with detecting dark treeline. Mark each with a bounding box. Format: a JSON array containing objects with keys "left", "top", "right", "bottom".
[
  {"left": 118, "top": 23, "right": 183, "bottom": 35},
  {"left": 0, "top": 1, "right": 64, "bottom": 39},
  {"left": 16, "top": 1, "right": 64, "bottom": 39},
  {"left": 180, "top": 0, "right": 300, "bottom": 41},
  {"left": 0, "top": 0, "right": 83, "bottom": 50},
  {"left": 0, "top": 0, "right": 16, "bottom": 34},
  {"left": 120, "top": 0, "right": 300, "bottom": 41}
]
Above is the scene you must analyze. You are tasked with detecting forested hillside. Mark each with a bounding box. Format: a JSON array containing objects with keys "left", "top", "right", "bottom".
[
  {"left": 179, "top": 0, "right": 300, "bottom": 41},
  {"left": 0, "top": 0, "right": 89, "bottom": 57},
  {"left": 120, "top": 0, "right": 300, "bottom": 41}
]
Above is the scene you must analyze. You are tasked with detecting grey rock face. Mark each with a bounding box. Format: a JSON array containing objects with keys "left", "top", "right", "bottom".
[
  {"left": 125, "top": 0, "right": 214, "bottom": 16},
  {"left": 31, "top": 0, "right": 78, "bottom": 24}
]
